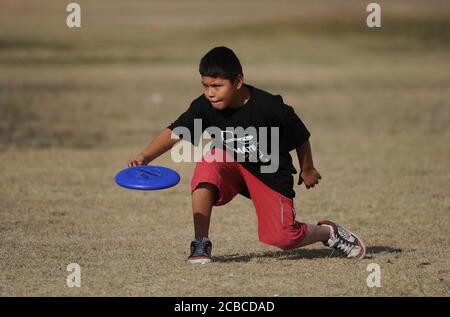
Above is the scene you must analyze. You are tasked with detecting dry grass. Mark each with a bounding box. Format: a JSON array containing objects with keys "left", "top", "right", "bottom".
[{"left": 0, "top": 0, "right": 449, "bottom": 296}]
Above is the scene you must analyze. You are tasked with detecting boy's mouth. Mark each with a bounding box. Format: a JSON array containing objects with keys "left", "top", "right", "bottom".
[{"left": 210, "top": 100, "right": 222, "bottom": 105}]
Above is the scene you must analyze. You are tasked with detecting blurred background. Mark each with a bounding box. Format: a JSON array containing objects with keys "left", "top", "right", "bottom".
[
  {"left": 0, "top": 0, "right": 449, "bottom": 296},
  {"left": 1, "top": 0, "right": 449, "bottom": 149}
]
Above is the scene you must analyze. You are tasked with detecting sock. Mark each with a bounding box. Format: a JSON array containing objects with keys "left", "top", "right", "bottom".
[{"left": 195, "top": 236, "right": 210, "bottom": 242}]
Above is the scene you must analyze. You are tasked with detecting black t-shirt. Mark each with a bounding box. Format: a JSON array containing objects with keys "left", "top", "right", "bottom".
[{"left": 167, "top": 84, "right": 310, "bottom": 199}]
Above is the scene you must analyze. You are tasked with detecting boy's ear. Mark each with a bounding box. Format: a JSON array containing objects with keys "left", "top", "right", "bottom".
[{"left": 234, "top": 74, "right": 244, "bottom": 89}]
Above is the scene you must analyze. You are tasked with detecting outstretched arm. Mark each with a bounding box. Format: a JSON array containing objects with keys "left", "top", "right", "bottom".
[
  {"left": 127, "top": 128, "right": 181, "bottom": 167},
  {"left": 296, "top": 139, "right": 322, "bottom": 189}
]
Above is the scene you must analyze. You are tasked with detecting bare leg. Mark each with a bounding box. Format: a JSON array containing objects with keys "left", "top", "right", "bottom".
[
  {"left": 192, "top": 182, "right": 218, "bottom": 238},
  {"left": 294, "top": 224, "right": 331, "bottom": 248}
]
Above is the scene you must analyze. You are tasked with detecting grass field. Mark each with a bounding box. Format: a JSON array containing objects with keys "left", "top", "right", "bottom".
[{"left": 1, "top": 0, "right": 449, "bottom": 296}]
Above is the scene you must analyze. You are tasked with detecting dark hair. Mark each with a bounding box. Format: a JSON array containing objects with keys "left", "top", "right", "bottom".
[{"left": 199, "top": 46, "right": 243, "bottom": 83}]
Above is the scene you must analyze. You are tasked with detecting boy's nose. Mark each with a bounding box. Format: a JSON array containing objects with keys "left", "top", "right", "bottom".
[{"left": 206, "top": 88, "right": 215, "bottom": 98}]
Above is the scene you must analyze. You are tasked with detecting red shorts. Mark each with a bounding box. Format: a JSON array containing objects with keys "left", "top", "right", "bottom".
[{"left": 191, "top": 148, "right": 308, "bottom": 250}]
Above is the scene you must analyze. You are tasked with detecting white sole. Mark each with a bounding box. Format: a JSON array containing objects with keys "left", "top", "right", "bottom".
[{"left": 187, "top": 258, "right": 212, "bottom": 264}]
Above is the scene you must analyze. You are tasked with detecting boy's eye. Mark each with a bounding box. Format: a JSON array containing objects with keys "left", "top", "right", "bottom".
[{"left": 202, "top": 83, "right": 222, "bottom": 88}]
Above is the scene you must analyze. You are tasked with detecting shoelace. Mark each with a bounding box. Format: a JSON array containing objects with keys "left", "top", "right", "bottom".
[
  {"left": 327, "top": 237, "right": 354, "bottom": 256},
  {"left": 337, "top": 241, "right": 354, "bottom": 254}
]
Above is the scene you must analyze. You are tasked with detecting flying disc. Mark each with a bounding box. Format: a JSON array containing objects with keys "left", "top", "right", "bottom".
[{"left": 115, "top": 165, "right": 180, "bottom": 190}]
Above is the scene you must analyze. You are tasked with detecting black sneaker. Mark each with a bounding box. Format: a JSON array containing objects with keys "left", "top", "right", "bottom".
[
  {"left": 318, "top": 220, "right": 366, "bottom": 259},
  {"left": 187, "top": 237, "right": 212, "bottom": 264}
]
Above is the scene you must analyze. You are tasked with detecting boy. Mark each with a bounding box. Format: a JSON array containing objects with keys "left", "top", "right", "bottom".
[{"left": 128, "top": 47, "right": 366, "bottom": 264}]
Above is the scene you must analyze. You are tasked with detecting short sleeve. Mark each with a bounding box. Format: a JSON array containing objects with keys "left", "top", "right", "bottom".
[
  {"left": 167, "top": 99, "right": 208, "bottom": 146},
  {"left": 280, "top": 105, "right": 311, "bottom": 152}
]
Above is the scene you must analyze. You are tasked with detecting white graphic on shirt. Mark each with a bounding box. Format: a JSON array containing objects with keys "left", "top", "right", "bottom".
[{"left": 220, "top": 130, "right": 270, "bottom": 163}]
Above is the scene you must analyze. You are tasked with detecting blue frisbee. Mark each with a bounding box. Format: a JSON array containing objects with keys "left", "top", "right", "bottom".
[{"left": 115, "top": 165, "right": 180, "bottom": 190}]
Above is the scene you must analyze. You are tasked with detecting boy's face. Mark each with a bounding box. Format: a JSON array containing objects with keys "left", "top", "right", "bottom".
[{"left": 201, "top": 75, "right": 243, "bottom": 110}]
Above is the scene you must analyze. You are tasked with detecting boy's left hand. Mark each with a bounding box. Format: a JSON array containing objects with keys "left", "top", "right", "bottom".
[{"left": 298, "top": 167, "right": 322, "bottom": 189}]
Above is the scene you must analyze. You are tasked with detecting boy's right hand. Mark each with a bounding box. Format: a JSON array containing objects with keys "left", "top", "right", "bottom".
[{"left": 127, "top": 153, "right": 150, "bottom": 167}]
